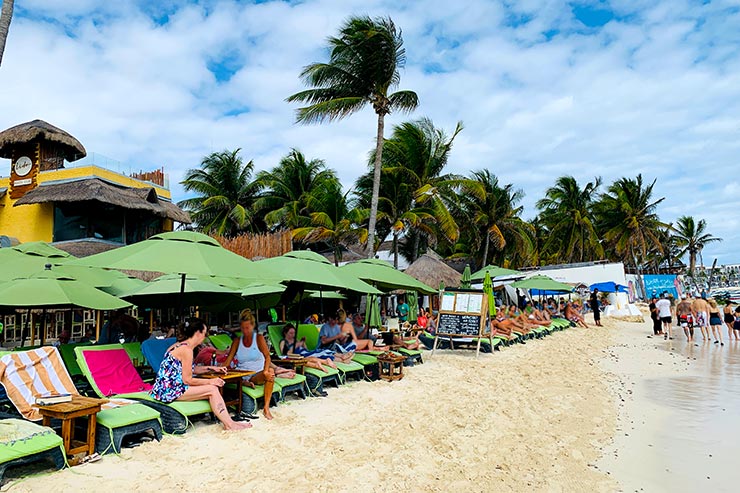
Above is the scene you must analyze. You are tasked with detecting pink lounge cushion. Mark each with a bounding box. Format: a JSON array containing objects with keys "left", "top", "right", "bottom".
[{"left": 83, "top": 348, "right": 152, "bottom": 397}]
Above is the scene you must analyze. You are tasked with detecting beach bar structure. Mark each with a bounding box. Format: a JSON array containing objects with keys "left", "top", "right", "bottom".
[{"left": 0, "top": 119, "right": 190, "bottom": 256}]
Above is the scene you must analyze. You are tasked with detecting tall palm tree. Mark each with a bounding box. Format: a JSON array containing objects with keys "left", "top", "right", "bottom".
[
  {"left": 595, "top": 175, "right": 666, "bottom": 268},
  {"left": 536, "top": 175, "right": 603, "bottom": 263},
  {"left": 0, "top": 0, "right": 13, "bottom": 67},
  {"left": 672, "top": 215, "right": 722, "bottom": 276},
  {"left": 286, "top": 16, "right": 418, "bottom": 258},
  {"left": 292, "top": 183, "right": 368, "bottom": 266},
  {"left": 255, "top": 149, "right": 338, "bottom": 230},
  {"left": 178, "top": 149, "right": 262, "bottom": 237},
  {"left": 458, "top": 170, "right": 535, "bottom": 268}
]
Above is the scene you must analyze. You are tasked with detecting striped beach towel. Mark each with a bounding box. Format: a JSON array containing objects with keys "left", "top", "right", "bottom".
[{"left": 0, "top": 347, "right": 79, "bottom": 421}]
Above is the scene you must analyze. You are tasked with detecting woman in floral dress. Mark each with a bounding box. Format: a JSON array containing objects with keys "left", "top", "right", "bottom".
[{"left": 150, "top": 317, "right": 251, "bottom": 431}]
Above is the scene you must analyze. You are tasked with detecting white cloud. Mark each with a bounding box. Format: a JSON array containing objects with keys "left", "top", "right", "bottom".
[{"left": 1, "top": 0, "right": 739, "bottom": 264}]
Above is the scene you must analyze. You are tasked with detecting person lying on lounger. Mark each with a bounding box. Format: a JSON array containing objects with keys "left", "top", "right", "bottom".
[
  {"left": 223, "top": 309, "right": 277, "bottom": 420},
  {"left": 338, "top": 309, "right": 377, "bottom": 352},
  {"left": 150, "top": 317, "right": 251, "bottom": 431},
  {"left": 392, "top": 322, "right": 421, "bottom": 350},
  {"left": 279, "top": 323, "right": 345, "bottom": 371}
]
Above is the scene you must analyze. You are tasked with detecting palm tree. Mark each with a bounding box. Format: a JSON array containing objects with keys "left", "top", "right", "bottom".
[
  {"left": 672, "top": 215, "right": 722, "bottom": 276},
  {"left": 178, "top": 149, "right": 262, "bottom": 237},
  {"left": 292, "top": 183, "right": 368, "bottom": 266},
  {"left": 536, "top": 175, "right": 603, "bottom": 263},
  {"left": 458, "top": 170, "right": 535, "bottom": 268},
  {"left": 0, "top": 0, "right": 14, "bottom": 67},
  {"left": 595, "top": 175, "right": 666, "bottom": 268},
  {"left": 255, "top": 149, "right": 338, "bottom": 230},
  {"left": 286, "top": 15, "right": 418, "bottom": 258}
]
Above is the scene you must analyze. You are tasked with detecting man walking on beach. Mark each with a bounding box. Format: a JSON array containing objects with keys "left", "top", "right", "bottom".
[
  {"left": 691, "top": 296, "right": 711, "bottom": 342},
  {"left": 676, "top": 295, "right": 695, "bottom": 342},
  {"left": 655, "top": 293, "right": 673, "bottom": 340}
]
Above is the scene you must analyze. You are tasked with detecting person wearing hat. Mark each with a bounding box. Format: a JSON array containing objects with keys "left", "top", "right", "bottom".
[
  {"left": 655, "top": 292, "right": 673, "bottom": 340},
  {"left": 676, "top": 294, "right": 695, "bottom": 342}
]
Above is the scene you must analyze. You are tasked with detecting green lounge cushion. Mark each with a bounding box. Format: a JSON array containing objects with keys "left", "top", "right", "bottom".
[
  {"left": 0, "top": 419, "right": 63, "bottom": 465},
  {"left": 208, "top": 334, "right": 233, "bottom": 351},
  {"left": 352, "top": 353, "right": 378, "bottom": 365},
  {"left": 96, "top": 403, "right": 161, "bottom": 429}
]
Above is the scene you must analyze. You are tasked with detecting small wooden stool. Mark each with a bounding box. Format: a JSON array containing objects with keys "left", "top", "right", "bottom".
[
  {"left": 377, "top": 352, "right": 405, "bottom": 381},
  {"left": 37, "top": 395, "right": 106, "bottom": 458}
]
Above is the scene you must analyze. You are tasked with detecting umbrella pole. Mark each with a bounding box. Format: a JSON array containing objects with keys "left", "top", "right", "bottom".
[
  {"left": 41, "top": 309, "right": 46, "bottom": 346},
  {"left": 319, "top": 287, "right": 324, "bottom": 320},
  {"left": 29, "top": 312, "right": 36, "bottom": 347},
  {"left": 178, "top": 273, "right": 186, "bottom": 321},
  {"left": 96, "top": 311, "right": 102, "bottom": 341}
]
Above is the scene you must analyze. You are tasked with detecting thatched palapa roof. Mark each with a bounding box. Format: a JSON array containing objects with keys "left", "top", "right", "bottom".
[
  {"left": 0, "top": 120, "right": 86, "bottom": 161},
  {"left": 404, "top": 251, "right": 462, "bottom": 289},
  {"left": 14, "top": 177, "right": 191, "bottom": 223}
]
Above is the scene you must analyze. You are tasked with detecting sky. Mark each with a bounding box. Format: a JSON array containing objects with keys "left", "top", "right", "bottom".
[{"left": 1, "top": 0, "right": 739, "bottom": 265}]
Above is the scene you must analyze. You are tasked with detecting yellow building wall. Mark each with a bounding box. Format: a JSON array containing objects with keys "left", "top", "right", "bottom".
[{"left": 0, "top": 165, "right": 173, "bottom": 243}]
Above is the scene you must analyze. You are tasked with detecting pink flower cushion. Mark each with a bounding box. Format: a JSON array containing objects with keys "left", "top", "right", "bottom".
[{"left": 83, "top": 348, "right": 152, "bottom": 397}]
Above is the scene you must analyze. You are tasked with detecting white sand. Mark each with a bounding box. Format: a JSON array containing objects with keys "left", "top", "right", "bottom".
[{"left": 9, "top": 322, "right": 631, "bottom": 492}]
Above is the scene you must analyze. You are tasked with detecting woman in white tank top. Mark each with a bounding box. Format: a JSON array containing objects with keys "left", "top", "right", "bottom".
[{"left": 224, "top": 309, "right": 276, "bottom": 420}]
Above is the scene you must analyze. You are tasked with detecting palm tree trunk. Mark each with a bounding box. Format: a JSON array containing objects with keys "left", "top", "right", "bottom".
[
  {"left": 482, "top": 234, "right": 490, "bottom": 268},
  {"left": 689, "top": 251, "right": 696, "bottom": 276},
  {"left": 0, "top": 0, "right": 14, "bottom": 67},
  {"left": 412, "top": 232, "right": 420, "bottom": 262},
  {"left": 366, "top": 112, "right": 385, "bottom": 258},
  {"left": 393, "top": 230, "right": 399, "bottom": 269}
]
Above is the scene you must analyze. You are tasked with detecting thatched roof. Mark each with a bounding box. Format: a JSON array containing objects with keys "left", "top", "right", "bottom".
[
  {"left": 53, "top": 239, "right": 124, "bottom": 258},
  {"left": 14, "top": 177, "right": 191, "bottom": 223},
  {"left": 0, "top": 120, "right": 86, "bottom": 161},
  {"left": 404, "top": 251, "right": 462, "bottom": 289}
]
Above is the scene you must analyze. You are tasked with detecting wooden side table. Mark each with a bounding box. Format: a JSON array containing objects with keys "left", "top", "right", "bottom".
[
  {"left": 37, "top": 395, "right": 107, "bottom": 458},
  {"left": 201, "top": 370, "right": 254, "bottom": 412},
  {"left": 377, "top": 353, "right": 405, "bottom": 381}
]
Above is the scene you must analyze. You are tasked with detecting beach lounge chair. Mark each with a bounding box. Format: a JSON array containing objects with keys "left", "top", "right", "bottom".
[
  {"left": 0, "top": 347, "right": 162, "bottom": 454},
  {"left": 298, "top": 324, "right": 366, "bottom": 383},
  {"left": 139, "top": 339, "right": 285, "bottom": 416},
  {"left": 0, "top": 418, "right": 65, "bottom": 481},
  {"left": 74, "top": 345, "right": 210, "bottom": 435},
  {"left": 140, "top": 337, "right": 177, "bottom": 373},
  {"left": 266, "top": 324, "right": 341, "bottom": 394}
]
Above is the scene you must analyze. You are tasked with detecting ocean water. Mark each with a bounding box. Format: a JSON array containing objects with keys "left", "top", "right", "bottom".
[{"left": 623, "top": 336, "right": 740, "bottom": 492}]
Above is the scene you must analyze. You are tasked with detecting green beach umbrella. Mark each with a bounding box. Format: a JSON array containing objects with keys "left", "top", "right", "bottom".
[
  {"left": 461, "top": 264, "right": 472, "bottom": 289},
  {"left": 483, "top": 271, "right": 496, "bottom": 316},
  {"left": 0, "top": 267, "right": 130, "bottom": 310},
  {"left": 99, "top": 276, "right": 148, "bottom": 297},
  {"left": 471, "top": 264, "right": 524, "bottom": 281},
  {"left": 340, "top": 258, "right": 436, "bottom": 294},
  {"left": 511, "top": 275, "right": 573, "bottom": 293},
  {"left": 258, "top": 250, "right": 381, "bottom": 294},
  {"left": 121, "top": 274, "right": 243, "bottom": 309},
  {"left": 0, "top": 242, "right": 71, "bottom": 281},
  {"left": 366, "top": 293, "right": 382, "bottom": 329},
  {"left": 68, "top": 231, "right": 271, "bottom": 280},
  {"left": 307, "top": 290, "right": 346, "bottom": 300},
  {"left": 406, "top": 291, "right": 418, "bottom": 321}
]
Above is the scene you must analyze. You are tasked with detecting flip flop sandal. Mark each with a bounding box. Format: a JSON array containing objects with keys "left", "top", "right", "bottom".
[{"left": 238, "top": 411, "right": 259, "bottom": 420}]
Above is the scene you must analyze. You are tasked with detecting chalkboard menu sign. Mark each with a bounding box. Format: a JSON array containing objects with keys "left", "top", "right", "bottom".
[
  {"left": 432, "top": 290, "right": 492, "bottom": 358},
  {"left": 438, "top": 313, "right": 482, "bottom": 336}
]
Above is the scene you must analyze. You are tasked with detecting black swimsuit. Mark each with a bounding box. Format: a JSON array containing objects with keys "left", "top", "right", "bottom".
[{"left": 724, "top": 312, "right": 734, "bottom": 324}]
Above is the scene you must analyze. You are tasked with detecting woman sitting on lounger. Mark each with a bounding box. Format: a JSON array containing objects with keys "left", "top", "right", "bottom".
[
  {"left": 223, "top": 309, "right": 277, "bottom": 420},
  {"left": 150, "top": 317, "right": 251, "bottom": 431},
  {"left": 279, "top": 324, "right": 345, "bottom": 370}
]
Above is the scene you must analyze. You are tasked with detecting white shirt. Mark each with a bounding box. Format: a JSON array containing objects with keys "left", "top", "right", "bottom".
[{"left": 656, "top": 299, "right": 672, "bottom": 318}]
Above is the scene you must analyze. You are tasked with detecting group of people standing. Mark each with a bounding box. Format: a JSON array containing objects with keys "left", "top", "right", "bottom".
[{"left": 649, "top": 292, "right": 740, "bottom": 344}]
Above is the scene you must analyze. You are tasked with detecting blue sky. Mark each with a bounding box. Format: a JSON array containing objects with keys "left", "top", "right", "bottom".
[{"left": 2, "top": 0, "right": 740, "bottom": 265}]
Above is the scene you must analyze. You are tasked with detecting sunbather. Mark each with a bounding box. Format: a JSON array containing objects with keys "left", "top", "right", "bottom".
[
  {"left": 564, "top": 302, "right": 589, "bottom": 328},
  {"left": 150, "top": 317, "right": 251, "bottom": 431},
  {"left": 392, "top": 322, "right": 421, "bottom": 349},
  {"left": 223, "top": 309, "right": 276, "bottom": 420},
  {"left": 337, "top": 309, "right": 376, "bottom": 352},
  {"left": 279, "top": 324, "right": 342, "bottom": 371}
]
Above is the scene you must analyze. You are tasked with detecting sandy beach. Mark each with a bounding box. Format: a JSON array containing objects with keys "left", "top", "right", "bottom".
[{"left": 6, "top": 315, "right": 738, "bottom": 492}]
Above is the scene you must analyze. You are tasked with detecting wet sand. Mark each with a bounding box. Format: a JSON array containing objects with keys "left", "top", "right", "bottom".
[{"left": 600, "top": 315, "right": 740, "bottom": 492}]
